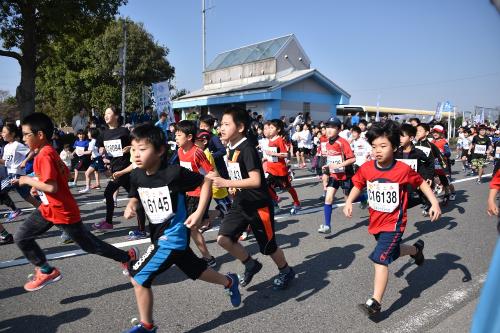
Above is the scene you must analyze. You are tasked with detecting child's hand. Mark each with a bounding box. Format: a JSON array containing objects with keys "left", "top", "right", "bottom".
[
  {"left": 343, "top": 202, "right": 353, "bottom": 218},
  {"left": 184, "top": 212, "right": 202, "bottom": 229},
  {"left": 208, "top": 175, "right": 228, "bottom": 188},
  {"left": 20, "top": 161, "right": 26, "bottom": 168},
  {"left": 429, "top": 204, "right": 441, "bottom": 222},
  {"left": 30, "top": 186, "right": 38, "bottom": 197},
  {"left": 112, "top": 171, "right": 122, "bottom": 180},
  {"left": 124, "top": 203, "right": 137, "bottom": 219},
  {"left": 487, "top": 198, "right": 499, "bottom": 216},
  {"left": 10, "top": 178, "right": 19, "bottom": 186}
]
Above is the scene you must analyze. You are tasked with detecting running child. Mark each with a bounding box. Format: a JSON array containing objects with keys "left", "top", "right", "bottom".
[
  {"left": 265, "top": 119, "right": 301, "bottom": 215},
  {"left": 13, "top": 112, "right": 137, "bottom": 292},
  {"left": 79, "top": 128, "right": 106, "bottom": 193},
  {"left": 470, "top": 125, "right": 492, "bottom": 184},
  {"left": 318, "top": 118, "right": 356, "bottom": 234},
  {"left": 122, "top": 124, "right": 240, "bottom": 333},
  {"left": 69, "top": 129, "right": 90, "bottom": 188},
  {"left": 350, "top": 125, "right": 372, "bottom": 208},
  {"left": 459, "top": 129, "right": 472, "bottom": 174},
  {"left": 430, "top": 125, "right": 456, "bottom": 201},
  {"left": 176, "top": 120, "right": 217, "bottom": 268},
  {"left": 59, "top": 144, "right": 72, "bottom": 170},
  {"left": 343, "top": 121, "right": 441, "bottom": 316},
  {"left": 209, "top": 107, "right": 295, "bottom": 290}
]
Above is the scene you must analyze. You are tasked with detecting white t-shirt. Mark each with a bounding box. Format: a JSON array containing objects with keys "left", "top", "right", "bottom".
[
  {"left": 2, "top": 141, "right": 30, "bottom": 175},
  {"left": 300, "top": 130, "right": 313, "bottom": 149},
  {"left": 351, "top": 138, "right": 372, "bottom": 166},
  {"left": 339, "top": 129, "right": 351, "bottom": 141},
  {"left": 59, "top": 150, "right": 72, "bottom": 168},
  {"left": 88, "top": 139, "right": 99, "bottom": 159}
]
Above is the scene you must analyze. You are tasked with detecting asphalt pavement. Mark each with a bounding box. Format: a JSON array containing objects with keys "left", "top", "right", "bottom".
[{"left": 0, "top": 162, "right": 498, "bottom": 333}]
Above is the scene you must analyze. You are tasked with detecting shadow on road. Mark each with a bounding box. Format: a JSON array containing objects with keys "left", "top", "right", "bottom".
[
  {"left": 0, "top": 308, "right": 91, "bottom": 333},
  {"left": 403, "top": 216, "right": 458, "bottom": 244}
]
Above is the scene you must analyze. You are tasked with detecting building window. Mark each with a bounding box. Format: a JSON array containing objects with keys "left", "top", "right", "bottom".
[{"left": 303, "top": 102, "right": 310, "bottom": 113}]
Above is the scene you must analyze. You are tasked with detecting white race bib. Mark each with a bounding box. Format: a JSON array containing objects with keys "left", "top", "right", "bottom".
[
  {"left": 415, "top": 145, "right": 431, "bottom": 157},
  {"left": 475, "top": 144, "right": 487, "bottom": 155},
  {"left": 367, "top": 181, "right": 399, "bottom": 213},
  {"left": 495, "top": 147, "right": 500, "bottom": 159},
  {"left": 327, "top": 155, "right": 344, "bottom": 173},
  {"left": 138, "top": 186, "right": 174, "bottom": 224},
  {"left": 75, "top": 146, "right": 85, "bottom": 157},
  {"left": 33, "top": 177, "right": 49, "bottom": 205},
  {"left": 227, "top": 162, "right": 242, "bottom": 180},
  {"left": 397, "top": 159, "right": 418, "bottom": 172},
  {"left": 179, "top": 161, "right": 192, "bottom": 171},
  {"left": 104, "top": 139, "right": 123, "bottom": 157},
  {"left": 320, "top": 142, "right": 327, "bottom": 155},
  {"left": 267, "top": 147, "right": 278, "bottom": 163}
]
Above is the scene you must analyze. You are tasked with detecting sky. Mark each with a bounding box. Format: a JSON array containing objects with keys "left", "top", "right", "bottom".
[{"left": 1, "top": 0, "right": 500, "bottom": 113}]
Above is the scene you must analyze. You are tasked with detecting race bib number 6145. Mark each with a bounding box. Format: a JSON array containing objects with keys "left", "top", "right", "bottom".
[{"left": 138, "top": 186, "right": 174, "bottom": 224}]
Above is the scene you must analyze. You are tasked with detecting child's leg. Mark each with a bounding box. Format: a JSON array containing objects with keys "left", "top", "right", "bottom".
[
  {"left": 217, "top": 235, "right": 249, "bottom": 261},
  {"left": 84, "top": 166, "right": 95, "bottom": 189},
  {"left": 14, "top": 210, "right": 54, "bottom": 267},
  {"left": 94, "top": 170, "right": 101, "bottom": 187},
  {"left": 0, "top": 191, "right": 17, "bottom": 211},
  {"left": 323, "top": 185, "right": 338, "bottom": 228},
  {"left": 131, "top": 279, "right": 154, "bottom": 325},
  {"left": 73, "top": 169, "right": 79, "bottom": 184},
  {"left": 270, "top": 247, "right": 288, "bottom": 269},
  {"left": 373, "top": 263, "right": 389, "bottom": 303},
  {"left": 400, "top": 243, "right": 417, "bottom": 257},
  {"left": 191, "top": 228, "right": 212, "bottom": 259},
  {"left": 198, "top": 267, "right": 232, "bottom": 286}
]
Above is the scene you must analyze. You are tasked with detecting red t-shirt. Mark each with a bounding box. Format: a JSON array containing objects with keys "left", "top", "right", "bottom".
[
  {"left": 178, "top": 145, "right": 213, "bottom": 197},
  {"left": 490, "top": 169, "right": 500, "bottom": 190},
  {"left": 318, "top": 136, "right": 328, "bottom": 156},
  {"left": 431, "top": 138, "right": 448, "bottom": 153},
  {"left": 35, "top": 145, "right": 81, "bottom": 224},
  {"left": 324, "top": 136, "right": 354, "bottom": 180},
  {"left": 266, "top": 136, "right": 288, "bottom": 177},
  {"left": 352, "top": 160, "right": 423, "bottom": 234}
]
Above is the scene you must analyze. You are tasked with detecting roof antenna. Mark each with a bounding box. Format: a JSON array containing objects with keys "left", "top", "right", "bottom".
[{"left": 202, "top": 0, "right": 215, "bottom": 71}]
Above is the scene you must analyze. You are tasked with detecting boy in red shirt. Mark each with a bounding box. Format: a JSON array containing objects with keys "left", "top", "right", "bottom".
[
  {"left": 318, "top": 118, "right": 356, "bottom": 234},
  {"left": 13, "top": 113, "right": 137, "bottom": 291},
  {"left": 265, "top": 119, "right": 301, "bottom": 215},
  {"left": 176, "top": 120, "right": 217, "bottom": 268},
  {"left": 343, "top": 121, "right": 441, "bottom": 316}
]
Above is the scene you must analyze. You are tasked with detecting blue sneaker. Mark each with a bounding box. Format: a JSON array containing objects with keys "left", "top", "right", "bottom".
[
  {"left": 127, "top": 230, "right": 148, "bottom": 240},
  {"left": 273, "top": 267, "right": 295, "bottom": 290},
  {"left": 6, "top": 209, "right": 22, "bottom": 222},
  {"left": 122, "top": 321, "right": 157, "bottom": 333},
  {"left": 225, "top": 273, "right": 241, "bottom": 307}
]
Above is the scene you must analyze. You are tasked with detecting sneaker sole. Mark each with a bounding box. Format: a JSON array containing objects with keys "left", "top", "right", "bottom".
[
  {"left": 24, "top": 274, "right": 62, "bottom": 292},
  {"left": 357, "top": 303, "right": 380, "bottom": 317}
]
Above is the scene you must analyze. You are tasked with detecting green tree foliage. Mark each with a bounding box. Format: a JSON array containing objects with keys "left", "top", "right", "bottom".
[
  {"left": 0, "top": 0, "right": 126, "bottom": 118},
  {"left": 36, "top": 19, "right": 175, "bottom": 125}
]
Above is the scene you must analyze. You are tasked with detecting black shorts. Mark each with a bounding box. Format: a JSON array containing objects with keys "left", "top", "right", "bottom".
[
  {"left": 130, "top": 244, "right": 207, "bottom": 288},
  {"left": 326, "top": 177, "right": 352, "bottom": 196},
  {"left": 267, "top": 174, "right": 292, "bottom": 190},
  {"left": 461, "top": 149, "right": 469, "bottom": 159},
  {"left": 219, "top": 202, "right": 278, "bottom": 255},
  {"left": 437, "top": 174, "right": 450, "bottom": 187},
  {"left": 71, "top": 156, "right": 90, "bottom": 171},
  {"left": 186, "top": 196, "right": 210, "bottom": 219},
  {"left": 298, "top": 147, "right": 311, "bottom": 155}
]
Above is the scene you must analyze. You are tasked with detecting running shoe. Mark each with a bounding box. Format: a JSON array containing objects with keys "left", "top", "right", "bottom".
[
  {"left": 78, "top": 187, "right": 90, "bottom": 194},
  {"left": 5, "top": 209, "right": 22, "bottom": 222},
  {"left": 24, "top": 267, "right": 62, "bottom": 292},
  {"left": 121, "top": 246, "right": 139, "bottom": 275},
  {"left": 239, "top": 259, "right": 263, "bottom": 287},
  {"left": 290, "top": 204, "right": 301, "bottom": 215},
  {"left": 0, "top": 233, "right": 13, "bottom": 245},
  {"left": 60, "top": 231, "right": 74, "bottom": 244},
  {"left": 122, "top": 321, "right": 157, "bottom": 333},
  {"left": 225, "top": 273, "right": 241, "bottom": 307},
  {"left": 273, "top": 267, "right": 295, "bottom": 290},
  {"left": 317, "top": 224, "right": 331, "bottom": 234},
  {"left": 91, "top": 220, "right": 113, "bottom": 232},
  {"left": 90, "top": 184, "right": 101, "bottom": 189},
  {"left": 127, "top": 230, "right": 148, "bottom": 240},
  {"left": 203, "top": 256, "right": 217, "bottom": 268},
  {"left": 67, "top": 181, "right": 77, "bottom": 188},
  {"left": 239, "top": 231, "right": 249, "bottom": 241},
  {"left": 476, "top": 179, "right": 482, "bottom": 184},
  {"left": 410, "top": 240, "right": 425, "bottom": 266},
  {"left": 358, "top": 298, "right": 381, "bottom": 317}
]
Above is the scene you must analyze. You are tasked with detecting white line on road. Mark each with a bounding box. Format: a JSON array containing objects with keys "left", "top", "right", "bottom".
[
  {"left": 383, "top": 273, "right": 487, "bottom": 333},
  {"left": 0, "top": 172, "right": 491, "bottom": 269}
]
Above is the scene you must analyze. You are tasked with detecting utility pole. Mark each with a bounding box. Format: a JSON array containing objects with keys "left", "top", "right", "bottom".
[
  {"left": 202, "top": 0, "right": 206, "bottom": 71},
  {"left": 121, "top": 20, "right": 127, "bottom": 119}
]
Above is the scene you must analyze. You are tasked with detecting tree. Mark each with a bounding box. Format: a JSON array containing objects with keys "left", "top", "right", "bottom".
[
  {"left": 171, "top": 88, "right": 189, "bottom": 100},
  {"left": 36, "top": 19, "right": 174, "bottom": 124},
  {"left": 0, "top": 0, "right": 126, "bottom": 119},
  {"left": 0, "top": 89, "right": 9, "bottom": 102}
]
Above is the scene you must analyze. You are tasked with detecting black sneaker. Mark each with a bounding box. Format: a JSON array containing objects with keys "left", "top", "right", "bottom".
[
  {"left": 410, "top": 240, "right": 425, "bottom": 266},
  {"left": 239, "top": 260, "right": 263, "bottom": 287},
  {"left": 358, "top": 298, "right": 381, "bottom": 316},
  {"left": 204, "top": 256, "right": 217, "bottom": 268},
  {"left": 0, "top": 233, "right": 13, "bottom": 245},
  {"left": 273, "top": 267, "right": 295, "bottom": 290}
]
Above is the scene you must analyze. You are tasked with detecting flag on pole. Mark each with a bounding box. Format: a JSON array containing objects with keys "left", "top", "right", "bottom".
[{"left": 375, "top": 94, "right": 380, "bottom": 122}]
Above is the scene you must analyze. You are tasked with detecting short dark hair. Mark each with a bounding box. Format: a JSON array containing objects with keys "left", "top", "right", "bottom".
[
  {"left": 351, "top": 125, "right": 361, "bottom": 134},
  {"left": 417, "top": 123, "right": 431, "bottom": 132},
  {"left": 400, "top": 123, "right": 416, "bottom": 137},
  {"left": 199, "top": 115, "right": 215, "bottom": 127},
  {"left": 175, "top": 120, "right": 197, "bottom": 142},
  {"left": 88, "top": 128, "right": 99, "bottom": 139},
  {"left": 359, "top": 119, "right": 368, "bottom": 126},
  {"left": 223, "top": 106, "right": 250, "bottom": 135},
  {"left": 409, "top": 117, "right": 421, "bottom": 125},
  {"left": 3, "top": 123, "right": 20, "bottom": 138},
  {"left": 269, "top": 119, "right": 285, "bottom": 135},
  {"left": 21, "top": 112, "right": 54, "bottom": 139},
  {"left": 77, "top": 129, "right": 86, "bottom": 136},
  {"left": 366, "top": 121, "right": 400, "bottom": 149},
  {"left": 131, "top": 123, "right": 166, "bottom": 152},
  {"left": 159, "top": 112, "right": 167, "bottom": 118}
]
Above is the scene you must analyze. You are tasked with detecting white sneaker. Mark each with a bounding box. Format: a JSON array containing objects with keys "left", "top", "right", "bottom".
[
  {"left": 68, "top": 182, "right": 76, "bottom": 188},
  {"left": 318, "top": 225, "right": 331, "bottom": 234},
  {"left": 78, "top": 188, "right": 90, "bottom": 194}
]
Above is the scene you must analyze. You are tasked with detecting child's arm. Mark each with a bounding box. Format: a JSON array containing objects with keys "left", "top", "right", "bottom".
[
  {"left": 112, "top": 164, "right": 134, "bottom": 179},
  {"left": 20, "top": 150, "right": 35, "bottom": 168},
  {"left": 343, "top": 186, "right": 362, "bottom": 218},
  {"left": 124, "top": 197, "right": 139, "bottom": 219},
  {"left": 208, "top": 169, "right": 261, "bottom": 190},
  {"left": 17, "top": 176, "right": 58, "bottom": 193},
  {"left": 185, "top": 177, "right": 212, "bottom": 228},
  {"left": 418, "top": 181, "right": 441, "bottom": 221},
  {"left": 487, "top": 188, "right": 498, "bottom": 216}
]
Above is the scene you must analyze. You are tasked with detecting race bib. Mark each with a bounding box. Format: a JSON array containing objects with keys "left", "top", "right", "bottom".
[
  {"left": 227, "top": 162, "right": 243, "bottom": 180},
  {"left": 321, "top": 142, "right": 327, "bottom": 155},
  {"left": 327, "top": 155, "right": 344, "bottom": 173},
  {"left": 367, "top": 181, "right": 399, "bottom": 213},
  {"left": 138, "top": 186, "right": 174, "bottom": 224},
  {"left": 104, "top": 139, "right": 123, "bottom": 157},
  {"left": 267, "top": 147, "right": 278, "bottom": 163},
  {"left": 33, "top": 177, "right": 49, "bottom": 205},
  {"left": 474, "top": 145, "right": 487, "bottom": 155},
  {"left": 397, "top": 159, "right": 418, "bottom": 172},
  {"left": 179, "top": 161, "right": 192, "bottom": 171},
  {"left": 495, "top": 147, "right": 500, "bottom": 159},
  {"left": 415, "top": 146, "right": 431, "bottom": 157},
  {"left": 75, "top": 146, "right": 85, "bottom": 157}
]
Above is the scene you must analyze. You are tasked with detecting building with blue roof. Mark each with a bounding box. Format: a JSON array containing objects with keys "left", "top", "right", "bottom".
[{"left": 173, "top": 34, "right": 350, "bottom": 121}]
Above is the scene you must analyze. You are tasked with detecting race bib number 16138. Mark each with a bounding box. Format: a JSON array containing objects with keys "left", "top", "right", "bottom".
[{"left": 367, "top": 181, "right": 399, "bottom": 213}]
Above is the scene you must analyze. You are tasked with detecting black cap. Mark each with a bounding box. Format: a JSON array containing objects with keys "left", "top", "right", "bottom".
[{"left": 326, "top": 117, "right": 342, "bottom": 128}]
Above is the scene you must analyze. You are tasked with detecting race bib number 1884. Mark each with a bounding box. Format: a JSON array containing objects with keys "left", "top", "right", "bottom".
[
  {"left": 367, "top": 181, "right": 399, "bottom": 213},
  {"left": 138, "top": 186, "right": 174, "bottom": 224}
]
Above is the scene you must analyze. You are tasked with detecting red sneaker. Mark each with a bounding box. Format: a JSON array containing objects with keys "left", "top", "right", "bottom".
[
  {"left": 121, "top": 246, "right": 139, "bottom": 276},
  {"left": 24, "top": 267, "right": 62, "bottom": 292}
]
